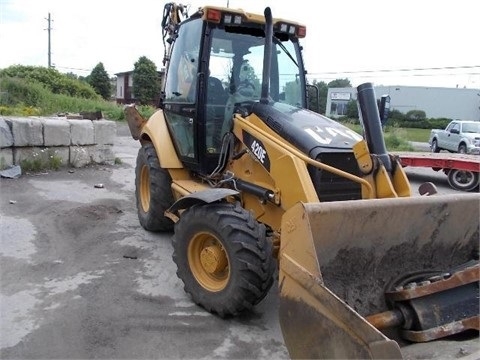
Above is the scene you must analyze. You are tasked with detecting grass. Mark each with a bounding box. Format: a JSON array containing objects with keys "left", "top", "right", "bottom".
[
  {"left": 20, "top": 148, "right": 63, "bottom": 172},
  {"left": 399, "top": 127, "right": 431, "bottom": 142},
  {"left": 0, "top": 76, "right": 156, "bottom": 121}
]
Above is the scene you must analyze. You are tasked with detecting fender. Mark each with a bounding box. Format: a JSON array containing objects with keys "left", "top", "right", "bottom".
[
  {"left": 141, "top": 110, "right": 183, "bottom": 169},
  {"left": 165, "top": 188, "right": 240, "bottom": 222}
]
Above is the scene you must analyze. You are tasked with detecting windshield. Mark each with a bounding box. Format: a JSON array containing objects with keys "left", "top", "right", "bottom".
[
  {"left": 462, "top": 122, "right": 480, "bottom": 133},
  {"left": 207, "top": 28, "right": 304, "bottom": 107}
]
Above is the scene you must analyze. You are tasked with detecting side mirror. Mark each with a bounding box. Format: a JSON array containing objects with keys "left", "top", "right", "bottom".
[
  {"left": 306, "top": 84, "right": 319, "bottom": 112},
  {"left": 378, "top": 95, "right": 391, "bottom": 126},
  {"left": 450, "top": 128, "right": 460, "bottom": 134}
]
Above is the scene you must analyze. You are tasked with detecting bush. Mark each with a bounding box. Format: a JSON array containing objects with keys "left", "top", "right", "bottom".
[
  {"left": 0, "top": 77, "right": 47, "bottom": 107},
  {"left": 405, "top": 109, "right": 426, "bottom": 120},
  {"left": 0, "top": 76, "right": 132, "bottom": 120},
  {"left": 390, "top": 119, "right": 430, "bottom": 129},
  {"left": 427, "top": 118, "right": 451, "bottom": 129},
  {"left": 385, "top": 109, "right": 451, "bottom": 129},
  {"left": 0, "top": 65, "right": 99, "bottom": 100},
  {"left": 382, "top": 128, "right": 414, "bottom": 151}
]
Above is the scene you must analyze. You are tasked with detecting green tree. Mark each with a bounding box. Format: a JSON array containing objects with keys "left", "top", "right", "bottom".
[
  {"left": 307, "top": 79, "right": 351, "bottom": 114},
  {"left": 346, "top": 99, "right": 359, "bottom": 119},
  {"left": 405, "top": 109, "right": 426, "bottom": 120},
  {"left": 133, "top": 56, "right": 160, "bottom": 105},
  {"left": 89, "top": 62, "right": 111, "bottom": 100},
  {"left": 327, "top": 78, "right": 351, "bottom": 88},
  {"left": 307, "top": 80, "right": 328, "bottom": 114}
]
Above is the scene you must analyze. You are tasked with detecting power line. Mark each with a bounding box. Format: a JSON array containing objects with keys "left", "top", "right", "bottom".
[
  {"left": 307, "top": 72, "right": 480, "bottom": 80},
  {"left": 307, "top": 65, "right": 480, "bottom": 77},
  {"left": 55, "top": 66, "right": 93, "bottom": 73}
]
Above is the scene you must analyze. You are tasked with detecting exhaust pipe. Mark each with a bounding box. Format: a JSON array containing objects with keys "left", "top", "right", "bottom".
[{"left": 357, "top": 83, "right": 392, "bottom": 172}]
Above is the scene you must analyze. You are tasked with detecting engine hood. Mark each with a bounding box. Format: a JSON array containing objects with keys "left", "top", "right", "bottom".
[
  {"left": 251, "top": 101, "right": 363, "bottom": 158},
  {"left": 464, "top": 133, "right": 480, "bottom": 140}
]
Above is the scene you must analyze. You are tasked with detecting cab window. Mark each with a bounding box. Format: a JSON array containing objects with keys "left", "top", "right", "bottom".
[
  {"left": 163, "top": 18, "right": 203, "bottom": 160},
  {"left": 164, "top": 18, "right": 203, "bottom": 103}
]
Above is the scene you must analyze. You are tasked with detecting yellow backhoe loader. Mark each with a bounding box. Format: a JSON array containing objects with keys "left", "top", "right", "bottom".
[{"left": 125, "top": 3, "right": 479, "bottom": 358}]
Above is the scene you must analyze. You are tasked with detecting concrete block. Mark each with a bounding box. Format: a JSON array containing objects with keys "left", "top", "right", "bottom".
[
  {"left": 91, "top": 144, "right": 115, "bottom": 165},
  {"left": 46, "top": 147, "right": 70, "bottom": 166},
  {"left": 0, "top": 118, "right": 13, "bottom": 148},
  {"left": 13, "top": 147, "right": 44, "bottom": 165},
  {"left": 42, "top": 118, "right": 70, "bottom": 146},
  {"left": 94, "top": 120, "right": 116, "bottom": 145},
  {"left": 0, "top": 148, "right": 13, "bottom": 169},
  {"left": 70, "top": 146, "right": 91, "bottom": 168},
  {"left": 69, "top": 120, "right": 94, "bottom": 145},
  {"left": 13, "top": 147, "right": 69, "bottom": 168},
  {"left": 6, "top": 117, "right": 43, "bottom": 146}
]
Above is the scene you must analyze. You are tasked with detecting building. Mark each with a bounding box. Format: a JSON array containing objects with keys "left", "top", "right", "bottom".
[
  {"left": 115, "top": 71, "right": 134, "bottom": 104},
  {"left": 326, "top": 85, "right": 480, "bottom": 121},
  {"left": 115, "top": 70, "right": 164, "bottom": 105}
]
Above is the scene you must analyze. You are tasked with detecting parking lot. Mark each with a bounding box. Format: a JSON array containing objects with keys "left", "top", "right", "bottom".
[{"left": 0, "top": 125, "right": 476, "bottom": 359}]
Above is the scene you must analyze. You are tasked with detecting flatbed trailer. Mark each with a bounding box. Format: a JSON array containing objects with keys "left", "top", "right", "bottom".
[{"left": 393, "top": 152, "right": 480, "bottom": 191}]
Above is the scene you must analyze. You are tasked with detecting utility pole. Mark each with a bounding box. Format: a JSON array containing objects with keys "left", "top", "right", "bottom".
[{"left": 45, "top": 13, "right": 53, "bottom": 68}]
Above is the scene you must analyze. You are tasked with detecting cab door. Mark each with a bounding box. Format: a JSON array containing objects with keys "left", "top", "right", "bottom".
[
  {"left": 162, "top": 17, "right": 203, "bottom": 169},
  {"left": 447, "top": 122, "right": 461, "bottom": 151}
]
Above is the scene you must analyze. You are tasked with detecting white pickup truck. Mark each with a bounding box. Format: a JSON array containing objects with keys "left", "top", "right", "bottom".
[{"left": 429, "top": 120, "right": 480, "bottom": 154}]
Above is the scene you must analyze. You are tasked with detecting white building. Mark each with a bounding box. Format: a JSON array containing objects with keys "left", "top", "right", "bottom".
[
  {"left": 326, "top": 85, "right": 480, "bottom": 121},
  {"left": 114, "top": 71, "right": 135, "bottom": 104}
]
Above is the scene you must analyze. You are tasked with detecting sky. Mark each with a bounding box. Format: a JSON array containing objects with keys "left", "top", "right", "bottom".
[{"left": 1, "top": 0, "right": 479, "bottom": 89}]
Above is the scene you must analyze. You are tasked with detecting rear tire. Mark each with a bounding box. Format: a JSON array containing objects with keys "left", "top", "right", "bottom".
[
  {"left": 447, "top": 169, "right": 479, "bottom": 191},
  {"left": 172, "top": 202, "right": 275, "bottom": 317},
  {"left": 431, "top": 139, "right": 440, "bottom": 153},
  {"left": 135, "top": 143, "right": 174, "bottom": 231}
]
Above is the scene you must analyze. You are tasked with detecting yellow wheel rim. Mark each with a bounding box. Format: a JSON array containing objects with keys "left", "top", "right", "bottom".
[
  {"left": 188, "top": 232, "right": 230, "bottom": 292},
  {"left": 139, "top": 165, "right": 150, "bottom": 213}
]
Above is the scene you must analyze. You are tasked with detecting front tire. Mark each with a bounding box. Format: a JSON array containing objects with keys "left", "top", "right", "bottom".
[
  {"left": 458, "top": 143, "right": 467, "bottom": 154},
  {"left": 172, "top": 202, "right": 275, "bottom": 317},
  {"left": 135, "top": 143, "right": 174, "bottom": 231}
]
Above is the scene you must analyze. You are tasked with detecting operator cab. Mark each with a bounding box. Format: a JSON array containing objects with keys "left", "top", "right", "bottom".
[{"left": 161, "top": 6, "right": 307, "bottom": 174}]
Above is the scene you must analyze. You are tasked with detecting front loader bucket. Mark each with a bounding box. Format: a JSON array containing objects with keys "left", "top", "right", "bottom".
[{"left": 278, "top": 193, "right": 479, "bottom": 359}]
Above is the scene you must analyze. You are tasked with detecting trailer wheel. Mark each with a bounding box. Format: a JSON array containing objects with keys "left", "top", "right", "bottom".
[
  {"left": 431, "top": 139, "right": 440, "bottom": 153},
  {"left": 135, "top": 143, "right": 174, "bottom": 231},
  {"left": 447, "top": 169, "right": 479, "bottom": 191},
  {"left": 172, "top": 202, "right": 275, "bottom": 317}
]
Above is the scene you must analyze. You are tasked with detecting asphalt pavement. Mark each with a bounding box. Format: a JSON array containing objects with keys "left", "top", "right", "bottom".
[
  {"left": 0, "top": 127, "right": 288, "bottom": 359},
  {"left": 0, "top": 123, "right": 477, "bottom": 359}
]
